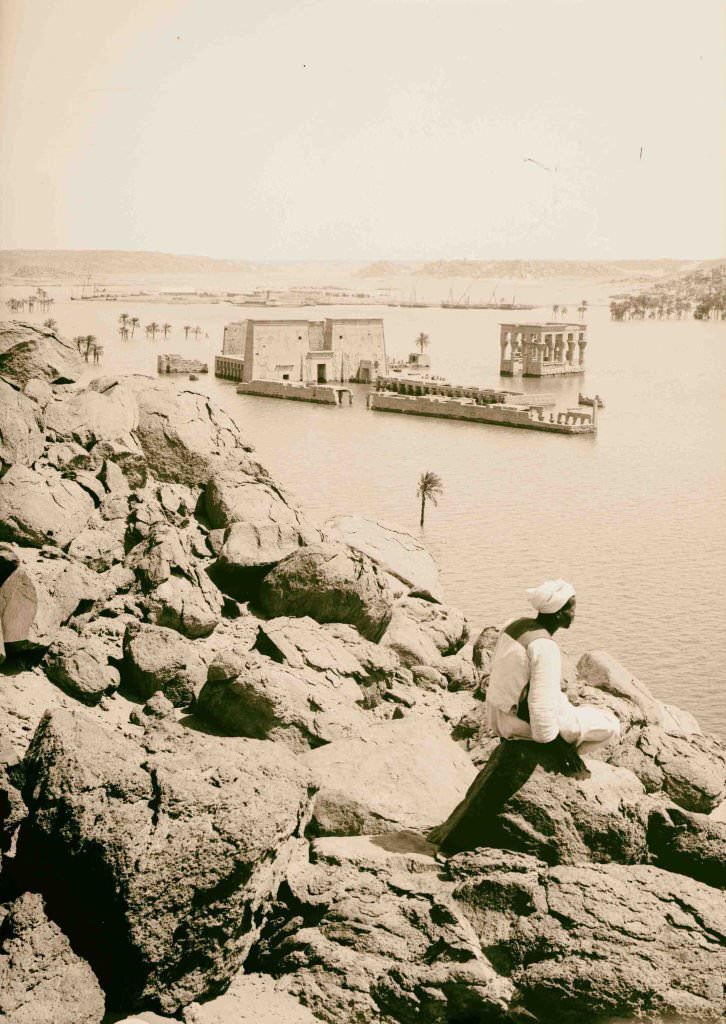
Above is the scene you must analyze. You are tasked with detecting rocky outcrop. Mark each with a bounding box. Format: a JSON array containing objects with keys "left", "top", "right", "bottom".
[
  {"left": 451, "top": 849, "right": 726, "bottom": 1021},
  {"left": 0, "top": 892, "right": 105, "bottom": 1024},
  {"left": 0, "top": 546, "right": 100, "bottom": 649},
  {"left": 16, "top": 708, "right": 314, "bottom": 1014},
  {"left": 301, "top": 717, "right": 477, "bottom": 836},
  {"left": 0, "top": 379, "right": 44, "bottom": 472},
  {"left": 325, "top": 515, "right": 443, "bottom": 600},
  {"left": 258, "top": 543, "right": 396, "bottom": 641},
  {"left": 122, "top": 622, "right": 207, "bottom": 705},
  {"left": 253, "top": 836, "right": 514, "bottom": 1024},
  {"left": 0, "top": 321, "right": 85, "bottom": 384},
  {"left": 195, "top": 652, "right": 372, "bottom": 751},
  {"left": 0, "top": 465, "right": 95, "bottom": 547}
]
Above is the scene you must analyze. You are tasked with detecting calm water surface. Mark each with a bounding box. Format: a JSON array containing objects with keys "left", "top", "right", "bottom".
[{"left": 5, "top": 281, "right": 725, "bottom": 735}]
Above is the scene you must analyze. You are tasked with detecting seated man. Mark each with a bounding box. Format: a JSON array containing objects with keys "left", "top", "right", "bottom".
[{"left": 486, "top": 579, "right": 619, "bottom": 754}]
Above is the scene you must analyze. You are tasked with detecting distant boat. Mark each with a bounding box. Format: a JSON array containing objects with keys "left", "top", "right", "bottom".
[{"left": 578, "top": 393, "right": 604, "bottom": 408}]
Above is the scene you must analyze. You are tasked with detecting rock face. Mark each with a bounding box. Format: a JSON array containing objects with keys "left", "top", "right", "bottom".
[
  {"left": 325, "top": 515, "right": 443, "bottom": 600},
  {"left": 0, "top": 321, "right": 85, "bottom": 384},
  {"left": 122, "top": 623, "right": 207, "bottom": 705},
  {"left": 380, "top": 596, "right": 469, "bottom": 667},
  {"left": 429, "top": 739, "right": 649, "bottom": 865},
  {"left": 451, "top": 849, "right": 726, "bottom": 1022},
  {"left": 17, "top": 708, "right": 314, "bottom": 1014},
  {"left": 253, "top": 837, "right": 514, "bottom": 1024},
  {"left": 0, "top": 379, "right": 45, "bottom": 472},
  {"left": 301, "top": 717, "right": 477, "bottom": 836},
  {"left": 0, "top": 465, "right": 95, "bottom": 547},
  {"left": 196, "top": 652, "right": 370, "bottom": 751},
  {"left": 258, "top": 543, "right": 396, "bottom": 641},
  {"left": 0, "top": 891, "right": 105, "bottom": 1024},
  {"left": 0, "top": 547, "right": 99, "bottom": 649}
]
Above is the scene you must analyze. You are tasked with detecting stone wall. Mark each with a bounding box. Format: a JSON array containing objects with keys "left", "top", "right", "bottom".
[{"left": 157, "top": 354, "right": 208, "bottom": 374}]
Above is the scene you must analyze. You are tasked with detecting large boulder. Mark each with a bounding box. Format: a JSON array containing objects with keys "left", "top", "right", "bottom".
[
  {"left": 607, "top": 723, "right": 726, "bottom": 813},
  {"left": 325, "top": 515, "right": 443, "bottom": 600},
  {"left": 253, "top": 836, "right": 513, "bottom": 1024},
  {"left": 301, "top": 717, "right": 477, "bottom": 836},
  {"left": 647, "top": 802, "right": 726, "bottom": 889},
  {"left": 0, "top": 546, "right": 100, "bottom": 649},
  {"left": 258, "top": 543, "right": 396, "bottom": 642},
  {"left": 130, "top": 382, "right": 250, "bottom": 487},
  {"left": 43, "top": 627, "right": 121, "bottom": 705},
  {"left": 451, "top": 850, "right": 726, "bottom": 1021},
  {"left": 380, "top": 596, "right": 470, "bottom": 667},
  {"left": 429, "top": 739, "right": 649, "bottom": 865},
  {"left": 122, "top": 623, "right": 207, "bottom": 706},
  {"left": 0, "top": 465, "right": 95, "bottom": 548},
  {"left": 254, "top": 615, "right": 398, "bottom": 701},
  {"left": 0, "top": 321, "right": 85, "bottom": 384},
  {"left": 0, "top": 892, "right": 105, "bottom": 1024},
  {"left": 44, "top": 379, "right": 140, "bottom": 450},
  {"left": 16, "top": 707, "right": 314, "bottom": 1014},
  {"left": 195, "top": 652, "right": 370, "bottom": 752},
  {"left": 577, "top": 650, "right": 665, "bottom": 725},
  {"left": 0, "top": 378, "right": 44, "bottom": 472}
]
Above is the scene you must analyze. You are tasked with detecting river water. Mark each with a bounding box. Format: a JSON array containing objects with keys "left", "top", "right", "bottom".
[{"left": 3, "top": 277, "right": 725, "bottom": 736}]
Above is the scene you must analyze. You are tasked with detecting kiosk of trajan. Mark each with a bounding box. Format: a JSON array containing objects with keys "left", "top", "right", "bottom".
[{"left": 499, "top": 322, "right": 587, "bottom": 377}]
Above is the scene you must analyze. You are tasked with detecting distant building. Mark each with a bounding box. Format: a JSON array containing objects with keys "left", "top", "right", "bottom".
[
  {"left": 499, "top": 322, "right": 587, "bottom": 377},
  {"left": 219, "top": 318, "right": 386, "bottom": 384}
]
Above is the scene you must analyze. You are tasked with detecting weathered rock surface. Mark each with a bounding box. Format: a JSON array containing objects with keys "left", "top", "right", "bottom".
[
  {"left": 253, "top": 836, "right": 513, "bottom": 1024},
  {"left": 258, "top": 543, "right": 395, "bottom": 641},
  {"left": 131, "top": 383, "right": 249, "bottom": 486},
  {"left": 0, "top": 669, "right": 76, "bottom": 767},
  {"left": 0, "top": 321, "right": 85, "bottom": 384},
  {"left": 325, "top": 515, "right": 443, "bottom": 600},
  {"left": 380, "top": 596, "right": 469, "bottom": 667},
  {"left": 44, "top": 627, "right": 120, "bottom": 705},
  {"left": 0, "top": 547, "right": 100, "bottom": 648},
  {"left": 429, "top": 739, "right": 649, "bottom": 865},
  {"left": 0, "top": 891, "right": 105, "bottom": 1024},
  {"left": 0, "top": 465, "right": 95, "bottom": 547},
  {"left": 183, "top": 971, "right": 319, "bottom": 1024},
  {"left": 647, "top": 802, "right": 726, "bottom": 889},
  {"left": 122, "top": 623, "right": 207, "bottom": 705},
  {"left": 607, "top": 722, "right": 726, "bottom": 812},
  {"left": 451, "top": 850, "right": 726, "bottom": 1021},
  {"left": 254, "top": 615, "right": 398, "bottom": 700},
  {"left": 66, "top": 517, "right": 127, "bottom": 571},
  {"left": 577, "top": 649, "right": 665, "bottom": 725},
  {"left": 0, "top": 378, "right": 44, "bottom": 472},
  {"left": 301, "top": 717, "right": 477, "bottom": 836},
  {"left": 44, "top": 379, "right": 139, "bottom": 449},
  {"left": 196, "top": 652, "right": 370, "bottom": 751},
  {"left": 17, "top": 707, "right": 314, "bottom": 1013}
]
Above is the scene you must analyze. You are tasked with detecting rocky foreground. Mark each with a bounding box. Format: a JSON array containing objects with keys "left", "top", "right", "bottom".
[{"left": 0, "top": 321, "right": 725, "bottom": 1024}]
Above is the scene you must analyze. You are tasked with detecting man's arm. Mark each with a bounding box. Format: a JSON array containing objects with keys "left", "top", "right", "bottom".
[{"left": 527, "top": 638, "right": 562, "bottom": 743}]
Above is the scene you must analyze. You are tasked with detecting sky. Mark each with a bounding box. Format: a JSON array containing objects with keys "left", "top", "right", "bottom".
[{"left": 0, "top": 0, "right": 724, "bottom": 261}]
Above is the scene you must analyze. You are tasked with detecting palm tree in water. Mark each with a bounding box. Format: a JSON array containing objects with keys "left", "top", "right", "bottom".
[
  {"left": 417, "top": 471, "right": 443, "bottom": 527},
  {"left": 415, "top": 332, "right": 430, "bottom": 354}
]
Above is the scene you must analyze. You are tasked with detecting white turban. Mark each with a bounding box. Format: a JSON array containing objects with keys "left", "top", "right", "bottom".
[{"left": 526, "top": 579, "right": 575, "bottom": 614}]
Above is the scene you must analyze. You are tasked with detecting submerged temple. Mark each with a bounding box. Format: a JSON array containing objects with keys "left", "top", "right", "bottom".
[
  {"left": 215, "top": 317, "right": 386, "bottom": 385},
  {"left": 499, "top": 321, "right": 587, "bottom": 377}
]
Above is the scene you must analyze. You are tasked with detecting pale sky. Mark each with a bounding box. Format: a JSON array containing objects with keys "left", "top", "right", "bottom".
[{"left": 1, "top": 0, "right": 724, "bottom": 260}]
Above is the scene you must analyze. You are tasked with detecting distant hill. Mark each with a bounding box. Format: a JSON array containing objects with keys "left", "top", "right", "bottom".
[
  {"left": 356, "top": 258, "right": 703, "bottom": 281},
  {"left": 0, "top": 249, "right": 257, "bottom": 280}
]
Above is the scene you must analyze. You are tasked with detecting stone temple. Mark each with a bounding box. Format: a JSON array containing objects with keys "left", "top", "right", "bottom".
[
  {"left": 499, "top": 321, "right": 587, "bottom": 377},
  {"left": 215, "top": 318, "right": 386, "bottom": 384}
]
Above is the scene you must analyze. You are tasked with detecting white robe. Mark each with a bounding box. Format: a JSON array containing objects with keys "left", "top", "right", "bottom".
[{"left": 486, "top": 626, "right": 619, "bottom": 750}]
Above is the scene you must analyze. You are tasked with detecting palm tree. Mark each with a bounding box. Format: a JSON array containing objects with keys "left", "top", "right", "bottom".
[
  {"left": 162, "top": 322, "right": 172, "bottom": 339},
  {"left": 129, "top": 317, "right": 140, "bottom": 338},
  {"left": 119, "top": 313, "right": 129, "bottom": 332},
  {"left": 193, "top": 325, "right": 202, "bottom": 340},
  {"left": 83, "top": 335, "right": 96, "bottom": 362},
  {"left": 417, "top": 471, "right": 443, "bottom": 527},
  {"left": 560, "top": 306, "right": 568, "bottom": 321},
  {"left": 552, "top": 304, "right": 559, "bottom": 321},
  {"left": 43, "top": 318, "right": 57, "bottom": 331},
  {"left": 146, "top": 322, "right": 159, "bottom": 341},
  {"left": 183, "top": 325, "right": 191, "bottom": 340},
  {"left": 414, "top": 332, "right": 430, "bottom": 354}
]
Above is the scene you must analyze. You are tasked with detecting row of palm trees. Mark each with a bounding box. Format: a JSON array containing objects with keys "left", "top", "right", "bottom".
[
  {"left": 609, "top": 263, "right": 726, "bottom": 322},
  {"left": 6, "top": 288, "right": 55, "bottom": 314},
  {"left": 117, "top": 313, "right": 205, "bottom": 342}
]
